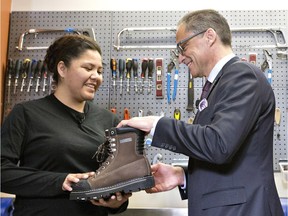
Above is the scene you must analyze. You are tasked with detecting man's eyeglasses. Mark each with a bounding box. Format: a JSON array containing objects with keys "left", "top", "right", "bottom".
[{"left": 176, "top": 30, "right": 207, "bottom": 55}]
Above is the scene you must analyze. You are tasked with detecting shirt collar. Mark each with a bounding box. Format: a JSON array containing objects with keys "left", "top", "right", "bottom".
[{"left": 207, "top": 53, "right": 235, "bottom": 83}]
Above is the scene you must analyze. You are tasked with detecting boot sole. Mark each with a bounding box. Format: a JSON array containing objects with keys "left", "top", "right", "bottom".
[{"left": 69, "top": 175, "right": 155, "bottom": 200}]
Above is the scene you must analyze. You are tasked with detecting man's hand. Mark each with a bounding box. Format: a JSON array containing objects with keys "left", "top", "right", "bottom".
[
  {"left": 90, "top": 192, "right": 132, "bottom": 208},
  {"left": 146, "top": 163, "right": 185, "bottom": 193},
  {"left": 117, "top": 116, "right": 160, "bottom": 133}
]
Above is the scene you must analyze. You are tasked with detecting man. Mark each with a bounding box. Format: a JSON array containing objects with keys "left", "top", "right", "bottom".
[{"left": 118, "top": 9, "right": 284, "bottom": 216}]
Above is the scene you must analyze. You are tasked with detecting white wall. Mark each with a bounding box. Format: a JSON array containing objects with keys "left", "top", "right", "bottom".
[{"left": 11, "top": 0, "right": 288, "bottom": 11}]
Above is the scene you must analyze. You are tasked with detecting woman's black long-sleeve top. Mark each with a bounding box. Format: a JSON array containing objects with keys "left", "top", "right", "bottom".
[{"left": 1, "top": 94, "right": 128, "bottom": 216}]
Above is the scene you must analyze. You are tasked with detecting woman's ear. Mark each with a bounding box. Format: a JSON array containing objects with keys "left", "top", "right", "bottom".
[{"left": 57, "top": 61, "right": 66, "bottom": 78}]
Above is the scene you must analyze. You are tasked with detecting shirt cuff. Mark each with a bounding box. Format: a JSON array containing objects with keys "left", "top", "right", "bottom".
[
  {"left": 150, "top": 116, "right": 163, "bottom": 136},
  {"left": 180, "top": 172, "right": 186, "bottom": 189}
]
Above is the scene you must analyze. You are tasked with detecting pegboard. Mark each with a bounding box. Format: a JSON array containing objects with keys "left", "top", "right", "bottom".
[{"left": 3, "top": 10, "right": 287, "bottom": 171}]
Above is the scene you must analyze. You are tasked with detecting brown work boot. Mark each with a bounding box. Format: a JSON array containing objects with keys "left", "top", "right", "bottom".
[{"left": 69, "top": 127, "right": 155, "bottom": 200}]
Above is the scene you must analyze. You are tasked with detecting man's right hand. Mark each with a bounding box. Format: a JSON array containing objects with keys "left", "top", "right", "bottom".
[{"left": 145, "top": 163, "right": 185, "bottom": 194}]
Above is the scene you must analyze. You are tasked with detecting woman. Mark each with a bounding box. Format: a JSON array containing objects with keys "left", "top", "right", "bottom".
[{"left": 1, "top": 34, "right": 130, "bottom": 216}]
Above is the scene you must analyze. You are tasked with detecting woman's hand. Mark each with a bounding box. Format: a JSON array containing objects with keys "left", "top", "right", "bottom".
[{"left": 62, "top": 172, "right": 95, "bottom": 191}]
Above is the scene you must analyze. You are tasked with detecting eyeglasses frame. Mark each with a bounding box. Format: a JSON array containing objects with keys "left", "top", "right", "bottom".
[{"left": 176, "top": 29, "right": 207, "bottom": 55}]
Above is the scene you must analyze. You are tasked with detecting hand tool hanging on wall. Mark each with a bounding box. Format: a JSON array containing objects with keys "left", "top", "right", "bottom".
[
  {"left": 186, "top": 72, "right": 194, "bottom": 112},
  {"left": 126, "top": 58, "right": 132, "bottom": 94},
  {"left": 113, "top": 26, "right": 288, "bottom": 50},
  {"left": 138, "top": 109, "right": 143, "bottom": 117},
  {"left": 172, "top": 60, "right": 179, "bottom": 102},
  {"left": 41, "top": 62, "right": 48, "bottom": 92},
  {"left": 16, "top": 28, "right": 96, "bottom": 51},
  {"left": 170, "top": 50, "right": 180, "bottom": 102},
  {"left": 123, "top": 108, "right": 131, "bottom": 120},
  {"left": 5, "top": 58, "right": 14, "bottom": 112},
  {"left": 132, "top": 58, "right": 139, "bottom": 94},
  {"left": 147, "top": 58, "right": 154, "bottom": 94},
  {"left": 155, "top": 58, "right": 164, "bottom": 99},
  {"left": 20, "top": 59, "right": 30, "bottom": 92},
  {"left": 248, "top": 53, "right": 257, "bottom": 65},
  {"left": 13, "top": 59, "right": 22, "bottom": 94},
  {"left": 27, "top": 59, "right": 37, "bottom": 92},
  {"left": 141, "top": 59, "right": 148, "bottom": 94},
  {"left": 110, "top": 58, "right": 117, "bottom": 113},
  {"left": 263, "top": 49, "right": 273, "bottom": 85},
  {"left": 118, "top": 59, "right": 125, "bottom": 96},
  {"left": 110, "top": 58, "right": 118, "bottom": 94},
  {"left": 35, "top": 60, "right": 44, "bottom": 92},
  {"left": 173, "top": 108, "right": 181, "bottom": 120},
  {"left": 166, "top": 60, "right": 175, "bottom": 104},
  {"left": 275, "top": 107, "right": 281, "bottom": 139}
]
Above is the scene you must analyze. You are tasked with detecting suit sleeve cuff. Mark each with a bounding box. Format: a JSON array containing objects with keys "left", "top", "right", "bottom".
[{"left": 150, "top": 116, "right": 163, "bottom": 136}]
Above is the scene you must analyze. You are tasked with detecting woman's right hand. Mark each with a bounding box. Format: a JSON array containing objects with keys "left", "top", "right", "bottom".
[{"left": 62, "top": 172, "right": 95, "bottom": 191}]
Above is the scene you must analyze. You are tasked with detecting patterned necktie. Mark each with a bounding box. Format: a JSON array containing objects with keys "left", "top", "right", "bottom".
[{"left": 200, "top": 80, "right": 212, "bottom": 100}]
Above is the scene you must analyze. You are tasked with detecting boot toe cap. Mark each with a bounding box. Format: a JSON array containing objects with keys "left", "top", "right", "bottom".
[{"left": 71, "top": 180, "right": 91, "bottom": 192}]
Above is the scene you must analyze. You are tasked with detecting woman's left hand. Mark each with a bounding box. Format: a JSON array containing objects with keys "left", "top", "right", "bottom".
[{"left": 90, "top": 192, "right": 132, "bottom": 208}]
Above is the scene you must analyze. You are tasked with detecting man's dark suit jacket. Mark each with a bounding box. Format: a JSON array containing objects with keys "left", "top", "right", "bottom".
[{"left": 152, "top": 57, "right": 284, "bottom": 216}]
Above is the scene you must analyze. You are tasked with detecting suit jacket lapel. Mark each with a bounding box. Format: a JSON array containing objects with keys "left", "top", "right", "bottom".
[{"left": 194, "top": 56, "right": 240, "bottom": 123}]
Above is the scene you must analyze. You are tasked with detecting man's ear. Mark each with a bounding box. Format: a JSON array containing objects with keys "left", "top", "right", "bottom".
[
  {"left": 57, "top": 61, "right": 66, "bottom": 78},
  {"left": 206, "top": 28, "right": 217, "bottom": 46}
]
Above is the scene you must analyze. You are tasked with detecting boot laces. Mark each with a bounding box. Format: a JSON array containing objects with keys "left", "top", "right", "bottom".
[{"left": 92, "top": 136, "right": 117, "bottom": 174}]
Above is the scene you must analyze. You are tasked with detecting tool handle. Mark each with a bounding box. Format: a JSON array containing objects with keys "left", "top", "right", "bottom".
[
  {"left": 14, "top": 59, "right": 22, "bottom": 79},
  {"left": 110, "top": 108, "right": 117, "bottom": 114},
  {"left": 110, "top": 59, "right": 117, "bottom": 78},
  {"left": 186, "top": 73, "right": 194, "bottom": 111},
  {"left": 141, "top": 59, "right": 148, "bottom": 79},
  {"left": 118, "top": 59, "right": 125, "bottom": 78},
  {"left": 35, "top": 60, "right": 43, "bottom": 78},
  {"left": 126, "top": 58, "right": 132, "bottom": 79},
  {"left": 7, "top": 58, "right": 14, "bottom": 78},
  {"left": 173, "top": 108, "right": 181, "bottom": 120},
  {"left": 275, "top": 107, "right": 281, "bottom": 125},
  {"left": 123, "top": 108, "right": 130, "bottom": 120},
  {"left": 267, "top": 69, "right": 272, "bottom": 84},
  {"left": 172, "top": 69, "right": 179, "bottom": 101},
  {"left": 28, "top": 60, "right": 37, "bottom": 79},
  {"left": 132, "top": 59, "right": 138, "bottom": 77},
  {"left": 148, "top": 58, "right": 154, "bottom": 78},
  {"left": 166, "top": 72, "right": 171, "bottom": 104}
]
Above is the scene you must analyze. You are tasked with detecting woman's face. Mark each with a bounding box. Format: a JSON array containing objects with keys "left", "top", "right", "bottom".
[{"left": 58, "top": 49, "right": 103, "bottom": 102}]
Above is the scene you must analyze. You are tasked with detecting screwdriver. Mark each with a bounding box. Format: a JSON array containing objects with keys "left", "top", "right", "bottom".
[
  {"left": 118, "top": 59, "right": 125, "bottom": 96},
  {"left": 110, "top": 58, "right": 117, "bottom": 92},
  {"left": 147, "top": 58, "right": 154, "bottom": 94},
  {"left": 20, "top": 59, "right": 30, "bottom": 92},
  {"left": 6, "top": 59, "right": 13, "bottom": 103},
  {"left": 14, "top": 59, "right": 22, "bottom": 94},
  {"left": 35, "top": 60, "right": 43, "bottom": 92},
  {"left": 41, "top": 62, "right": 48, "bottom": 92},
  {"left": 186, "top": 71, "right": 194, "bottom": 112},
  {"left": 141, "top": 58, "right": 148, "bottom": 94},
  {"left": 27, "top": 59, "right": 37, "bottom": 92},
  {"left": 126, "top": 58, "right": 132, "bottom": 94},
  {"left": 275, "top": 107, "right": 281, "bottom": 139},
  {"left": 132, "top": 58, "right": 139, "bottom": 94}
]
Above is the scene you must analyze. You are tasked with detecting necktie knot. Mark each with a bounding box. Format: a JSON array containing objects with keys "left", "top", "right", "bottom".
[{"left": 200, "top": 80, "right": 212, "bottom": 100}]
